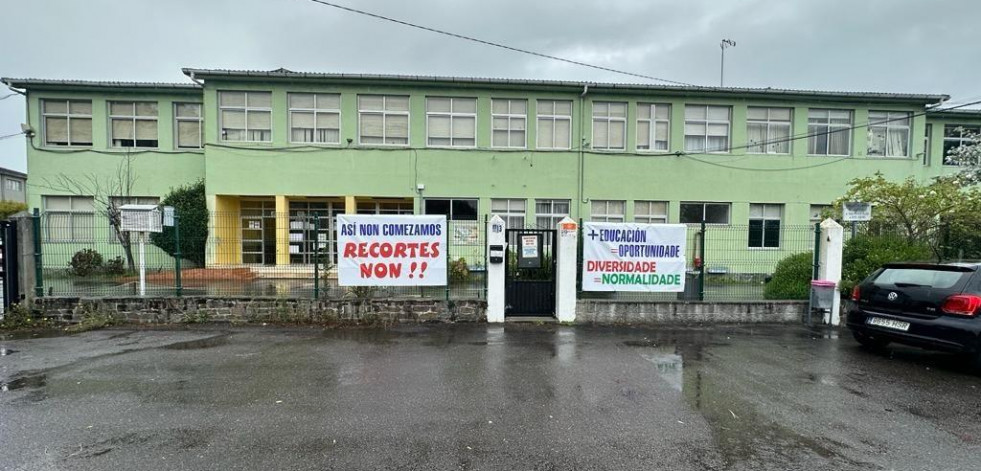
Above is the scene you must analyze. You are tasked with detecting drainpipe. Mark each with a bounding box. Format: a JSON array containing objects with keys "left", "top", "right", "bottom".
[
  {"left": 186, "top": 71, "right": 205, "bottom": 87},
  {"left": 578, "top": 84, "right": 589, "bottom": 218}
]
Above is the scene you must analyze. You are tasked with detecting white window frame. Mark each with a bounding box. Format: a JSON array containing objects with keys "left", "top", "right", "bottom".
[
  {"left": 679, "top": 202, "right": 731, "bottom": 225},
  {"left": 636, "top": 103, "right": 671, "bottom": 152},
  {"left": 867, "top": 111, "right": 911, "bottom": 158},
  {"left": 358, "top": 95, "right": 410, "bottom": 147},
  {"left": 174, "top": 102, "right": 203, "bottom": 149},
  {"left": 591, "top": 102, "right": 627, "bottom": 151},
  {"left": 807, "top": 109, "right": 853, "bottom": 156},
  {"left": 746, "top": 107, "right": 793, "bottom": 155},
  {"left": 5, "top": 179, "right": 23, "bottom": 192},
  {"left": 590, "top": 200, "right": 625, "bottom": 222},
  {"left": 108, "top": 196, "right": 160, "bottom": 242},
  {"left": 491, "top": 99, "right": 527, "bottom": 149},
  {"left": 942, "top": 124, "right": 981, "bottom": 166},
  {"left": 109, "top": 101, "right": 159, "bottom": 149},
  {"left": 491, "top": 198, "right": 526, "bottom": 228},
  {"left": 634, "top": 200, "right": 668, "bottom": 224},
  {"left": 218, "top": 91, "right": 273, "bottom": 143},
  {"left": 684, "top": 105, "right": 731, "bottom": 153},
  {"left": 425, "top": 97, "right": 476, "bottom": 148},
  {"left": 536, "top": 100, "right": 573, "bottom": 150},
  {"left": 288, "top": 93, "right": 341, "bottom": 145},
  {"left": 535, "top": 198, "right": 571, "bottom": 228},
  {"left": 41, "top": 99, "right": 92, "bottom": 147},
  {"left": 43, "top": 195, "right": 95, "bottom": 242},
  {"left": 748, "top": 203, "right": 783, "bottom": 249}
]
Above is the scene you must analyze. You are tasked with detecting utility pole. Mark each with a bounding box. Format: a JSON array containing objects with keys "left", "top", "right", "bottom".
[{"left": 720, "top": 39, "right": 736, "bottom": 87}]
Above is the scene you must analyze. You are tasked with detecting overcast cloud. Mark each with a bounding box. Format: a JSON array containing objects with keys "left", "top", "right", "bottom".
[{"left": 2, "top": 0, "right": 980, "bottom": 172}]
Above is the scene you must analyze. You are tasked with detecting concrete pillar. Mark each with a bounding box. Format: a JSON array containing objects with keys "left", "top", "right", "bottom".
[
  {"left": 345, "top": 196, "right": 357, "bottom": 214},
  {"left": 275, "top": 195, "right": 289, "bottom": 266},
  {"left": 555, "top": 217, "right": 578, "bottom": 323},
  {"left": 486, "top": 215, "right": 506, "bottom": 323},
  {"left": 818, "top": 218, "right": 844, "bottom": 326},
  {"left": 11, "top": 212, "right": 34, "bottom": 303}
]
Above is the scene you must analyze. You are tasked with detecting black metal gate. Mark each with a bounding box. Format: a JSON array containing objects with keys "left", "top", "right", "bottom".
[
  {"left": 0, "top": 220, "right": 19, "bottom": 310},
  {"left": 505, "top": 228, "right": 556, "bottom": 316}
]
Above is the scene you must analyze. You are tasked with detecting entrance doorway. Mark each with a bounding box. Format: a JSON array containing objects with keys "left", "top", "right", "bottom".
[
  {"left": 505, "top": 228, "right": 556, "bottom": 316},
  {"left": 241, "top": 200, "right": 277, "bottom": 265}
]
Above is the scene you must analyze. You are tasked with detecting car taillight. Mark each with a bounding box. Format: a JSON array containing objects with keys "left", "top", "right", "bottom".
[
  {"left": 941, "top": 295, "right": 981, "bottom": 317},
  {"left": 851, "top": 285, "right": 861, "bottom": 302}
]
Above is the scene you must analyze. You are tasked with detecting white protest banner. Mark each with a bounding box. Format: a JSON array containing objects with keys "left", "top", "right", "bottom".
[
  {"left": 582, "top": 222, "right": 687, "bottom": 292},
  {"left": 337, "top": 215, "right": 447, "bottom": 286}
]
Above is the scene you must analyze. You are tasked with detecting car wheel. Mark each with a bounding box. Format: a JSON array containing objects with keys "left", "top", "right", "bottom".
[{"left": 853, "top": 331, "right": 890, "bottom": 350}]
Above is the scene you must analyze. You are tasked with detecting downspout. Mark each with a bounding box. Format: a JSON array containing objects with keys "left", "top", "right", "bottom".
[
  {"left": 578, "top": 84, "right": 588, "bottom": 218},
  {"left": 186, "top": 71, "right": 205, "bottom": 87}
]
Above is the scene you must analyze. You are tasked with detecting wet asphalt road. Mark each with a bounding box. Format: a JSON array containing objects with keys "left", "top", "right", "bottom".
[{"left": 1, "top": 324, "right": 979, "bottom": 470}]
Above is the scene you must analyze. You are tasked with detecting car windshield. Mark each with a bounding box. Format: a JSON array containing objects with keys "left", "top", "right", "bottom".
[{"left": 873, "top": 268, "right": 968, "bottom": 289}]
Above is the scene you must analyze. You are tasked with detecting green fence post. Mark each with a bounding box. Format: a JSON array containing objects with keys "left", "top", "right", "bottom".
[
  {"left": 32, "top": 208, "right": 43, "bottom": 298},
  {"left": 174, "top": 213, "right": 182, "bottom": 296},
  {"left": 313, "top": 214, "right": 320, "bottom": 300},
  {"left": 698, "top": 220, "right": 706, "bottom": 301},
  {"left": 813, "top": 222, "right": 821, "bottom": 280}
]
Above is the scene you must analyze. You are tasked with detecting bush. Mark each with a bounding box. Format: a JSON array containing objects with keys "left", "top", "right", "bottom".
[
  {"left": 840, "top": 235, "right": 932, "bottom": 294},
  {"left": 764, "top": 252, "right": 813, "bottom": 300},
  {"left": 449, "top": 258, "right": 470, "bottom": 284},
  {"left": 69, "top": 248, "right": 104, "bottom": 277},
  {"left": 151, "top": 180, "right": 208, "bottom": 266},
  {"left": 104, "top": 256, "right": 126, "bottom": 275},
  {"left": 0, "top": 200, "right": 27, "bottom": 220}
]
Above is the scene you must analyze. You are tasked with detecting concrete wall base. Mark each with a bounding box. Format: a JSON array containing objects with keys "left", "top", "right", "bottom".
[{"left": 576, "top": 300, "right": 807, "bottom": 324}]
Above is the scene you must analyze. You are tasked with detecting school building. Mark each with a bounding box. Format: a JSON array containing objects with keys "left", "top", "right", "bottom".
[{"left": 4, "top": 69, "right": 980, "bottom": 270}]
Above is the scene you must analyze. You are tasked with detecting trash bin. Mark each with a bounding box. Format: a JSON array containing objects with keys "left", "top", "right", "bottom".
[
  {"left": 677, "top": 271, "right": 700, "bottom": 301},
  {"left": 808, "top": 280, "right": 837, "bottom": 324}
]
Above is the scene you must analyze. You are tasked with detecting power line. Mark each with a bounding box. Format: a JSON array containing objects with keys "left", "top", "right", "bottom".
[
  {"left": 303, "top": 0, "right": 696, "bottom": 87},
  {"left": 0, "top": 131, "right": 25, "bottom": 140},
  {"left": 0, "top": 93, "right": 19, "bottom": 101}
]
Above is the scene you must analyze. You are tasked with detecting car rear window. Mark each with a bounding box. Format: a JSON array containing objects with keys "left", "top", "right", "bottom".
[{"left": 873, "top": 268, "right": 969, "bottom": 289}]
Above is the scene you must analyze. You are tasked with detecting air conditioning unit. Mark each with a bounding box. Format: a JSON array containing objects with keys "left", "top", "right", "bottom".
[{"left": 119, "top": 204, "right": 163, "bottom": 233}]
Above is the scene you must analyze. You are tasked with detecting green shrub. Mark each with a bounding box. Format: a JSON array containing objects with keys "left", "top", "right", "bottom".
[
  {"left": 449, "top": 258, "right": 470, "bottom": 284},
  {"left": 764, "top": 252, "right": 813, "bottom": 300},
  {"left": 840, "top": 235, "right": 932, "bottom": 294},
  {"left": 0, "top": 200, "right": 27, "bottom": 220},
  {"left": 151, "top": 180, "right": 208, "bottom": 266},
  {"left": 69, "top": 249, "right": 104, "bottom": 277},
  {"left": 104, "top": 256, "right": 126, "bottom": 275},
  {"left": 0, "top": 303, "right": 48, "bottom": 330}
]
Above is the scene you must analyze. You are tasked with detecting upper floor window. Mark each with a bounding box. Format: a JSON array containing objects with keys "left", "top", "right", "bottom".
[
  {"left": 109, "top": 101, "right": 158, "bottom": 148},
  {"left": 535, "top": 199, "right": 570, "bottom": 228},
  {"left": 943, "top": 125, "right": 980, "bottom": 165},
  {"left": 43, "top": 195, "right": 94, "bottom": 241},
  {"left": 219, "top": 91, "right": 272, "bottom": 142},
  {"left": 591, "top": 102, "right": 627, "bottom": 151},
  {"left": 680, "top": 202, "right": 730, "bottom": 224},
  {"left": 5, "top": 179, "right": 23, "bottom": 192},
  {"left": 867, "top": 111, "right": 911, "bottom": 158},
  {"left": 358, "top": 95, "right": 409, "bottom": 146},
  {"left": 747, "top": 107, "right": 792, "bottom": 154},
  {"left": 427, "top": 97, "right": 476, "bottom": 147},
  {"left": 684, "top": 105, "right": 730, "bottom": 153},
  {"left": 174, "top": 103, "right": 203, "bottom": 149},
  {"left": 635, "top": 201, "right": 668, "bottom": 224},
  {"left": 289, "top": 93, "right": 340, "bottom": 144},
  {"left": 537, "top": 100, "right": 572, "bottom": 150},
  {"left": 42, "top": 99, "right": 92, "bottom": 147},
  {"left": 637, "top": 103, "right": 670, "bottom": 152},
  {"left": 590, "top": 200, "right": 625, "bottom": 222},
  {"left": 807, "top": 109, "right": 852, "bottom": 156},
  {"left": 491, "top": 99, "right": 527, "bottom": 148}
]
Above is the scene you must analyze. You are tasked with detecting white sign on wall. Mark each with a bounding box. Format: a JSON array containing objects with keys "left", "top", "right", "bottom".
[
  {"left": 582, "top": 222, "right": 687, "bottom": 292},
  {"left": 842, "top": 202, "right": 872, "bottom": 222},
  {"left": 336, "top": 215, "right": 447, "bottom": 286}
]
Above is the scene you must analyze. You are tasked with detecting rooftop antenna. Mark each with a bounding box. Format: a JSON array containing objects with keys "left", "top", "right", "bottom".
[{"left": 720, "top": 39, "right": 736, "bottom": 87}]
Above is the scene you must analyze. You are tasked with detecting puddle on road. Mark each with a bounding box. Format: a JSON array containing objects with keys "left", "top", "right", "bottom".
[
  {"left": 162, "top": 335, "right": 229, "bottom": 350},
  {"left": 1, "top": 373, "right": 47, "bottom": 392}
]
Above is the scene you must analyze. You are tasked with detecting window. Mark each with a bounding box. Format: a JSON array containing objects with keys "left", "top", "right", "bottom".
[
  {"left": 635, "top": 201, "right": 668, "bottom": 224},
  {"left": 108, "top": 196, "right": 159, "bottom": 242},
  {"left": 289, "top": 93, "right": 340, "bottom": 144},
  {"left": 219, "top": 91, "right": 271, "bottom": 142},
  {"left": 590, "top": 200, "right": 625, "bottom": 222},
  {"left": 424, "top": 198, "right": 478, "bottom": 221},
  {"left": 357, "top": 201, "right": 413, "bottom": 214},
  {"left": 680, "top": 202, "right": 730, "bottom": 224},
  {"left": 491, "top": 198, "right": 526, "bottom": 228},
  {"left": 43, "top": 195, "right": 94, "bottom": 241},
  {"left": 942, "top": 125, "right": 980, "bottom": 166},
  {"left": 591, "top": 102, "right": 627, "bottom": 150},
  {"left": 427, "top": 97, "right": 476, "bottom": 147},
  {"left": 174, "top": 103, "right": 203, "bottom": 149},
  {"left": 42, "top": 99, "right": 92, "bottom": 146},
  {"left": 749, "top": 203, "right": 782, "bottom": 248},
  {"left": 491, "top": 99, "right": 527, "bottom": 148},
  {"left": 109, "top": 101, "right": 158, "bottom": 148},
  {"left": 637, "top": 103, "right": 670, "bottom": 152},
  {"left": 808, "top": 109, "right": 852, "bottom": 156},
  {"left": 810, "top": 204, "right": 832, "bottom": 222},
  {"left": 359, "top": 95, "right": 409, "bottom": 146},
  {"left": 535, "top": 199, "right": 570, "bottom": 228},
  {"left": 747, "top": 107, "right": 792, "bottom": 154},
  {"left": 5, "top": 179, "right": 22, "bottom": 192},
  {"left": 537, "top": 100, "right": 572, "bottom": 149},
  {"left": 867, "top": 111, "right": 911, "bottom": 157},
  {"left": 684, "top": 105, "right": 730, "bottom": 153}
]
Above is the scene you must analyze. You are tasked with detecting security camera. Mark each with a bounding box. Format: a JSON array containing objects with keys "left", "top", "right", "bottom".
[
  {"left": 346, "top": 138, "right": 353, "bottom": 144},
  {"left": 20, "top": 123, "right": 34, "bottom": 137}
]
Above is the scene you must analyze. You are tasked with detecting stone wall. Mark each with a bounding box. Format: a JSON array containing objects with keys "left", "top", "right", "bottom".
[
  {"left": 34, "top": 296, "right": 486, "bottom": 325},
  {"left": 576, "top": 300, "right": 808, "bottom": 324}
]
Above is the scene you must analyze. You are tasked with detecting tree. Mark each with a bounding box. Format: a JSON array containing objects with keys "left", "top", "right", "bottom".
[
  {"left": 833, "top": 172, "right": 981, "bottom": 261},
  {"left": 151, "top": 180, "right": 208, "bottom": 266},
  {"left": 40, "top": 154, "right": 140, "bottom": 271}
]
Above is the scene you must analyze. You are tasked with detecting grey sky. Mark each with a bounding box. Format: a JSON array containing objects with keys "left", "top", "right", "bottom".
[{"left": 2, "top": 0, "right": 980, "bottom": 172}]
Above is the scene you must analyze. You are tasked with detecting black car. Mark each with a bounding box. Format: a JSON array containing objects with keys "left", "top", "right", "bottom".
[{"left": 847, "top": 262, "right": 981, "bottom": 369}]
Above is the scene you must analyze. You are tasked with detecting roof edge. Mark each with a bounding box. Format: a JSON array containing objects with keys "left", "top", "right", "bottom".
[{"left": 3, "top": 77, "right": 201, "bottom": 92}]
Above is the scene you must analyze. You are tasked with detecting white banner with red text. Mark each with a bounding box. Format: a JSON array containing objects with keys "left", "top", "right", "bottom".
[{"left": 336, "top": 215, "right": 447, "bottom": 286}]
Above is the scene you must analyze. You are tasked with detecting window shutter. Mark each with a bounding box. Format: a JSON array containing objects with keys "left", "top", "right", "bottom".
[
  {"left": 223, "top": 110, "right": 246, "bottom": 129},
  {"left": 70, "top": 118, "right": 92, "bottom": 144},
  {"left": 452, "top": 117, "right": 475, "bottom": 139},
  {"left": 177, "top": 121, "right": 200, "bottom": 147},
  {"left": 135, "top": 120, "right": 157, "bottom": 140},
  {"left": 45, "top": 117, "right": 68, "bottom": 143},
  {"left": 112, "top": 119, "right": 134, "bottom": 141},
  {"left": 610, "top": 120, "right": 625, "bottom": 148},
  {"left": 554, "top": 119, "right": 571, "bottom": 148},
  {"left": 360, "top": 114, "right": 383, "bottom": 138},
  {"left": 428, "top": 116, "right": 451, "bottom": 138},
  {"left": 386, "top": 114, "right": 409, "bottom": 139}
]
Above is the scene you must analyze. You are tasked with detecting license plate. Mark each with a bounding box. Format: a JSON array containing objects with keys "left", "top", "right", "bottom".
[{"left": 867, "top": 317, "right": 910, "bottom": 332}]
